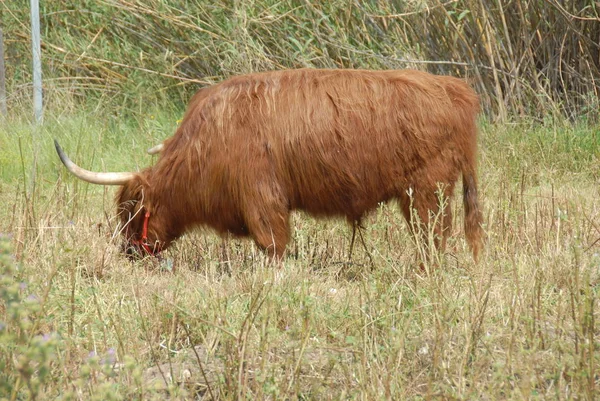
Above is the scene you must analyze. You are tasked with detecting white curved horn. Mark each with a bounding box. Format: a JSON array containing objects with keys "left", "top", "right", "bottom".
[
  {"left": 147, "top": 143, "right": 164, "bottom": 155},
  {"left": 54, "top": 140, "right": 135, "bottom": 185}
]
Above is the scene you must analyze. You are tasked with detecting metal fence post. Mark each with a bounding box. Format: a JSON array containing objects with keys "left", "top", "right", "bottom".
[
  {"left": 0, "top": 28, "right": 6, "bottom": 116},
  {"left": 31, "top": 0, "right": 43, "bottom": 123}
]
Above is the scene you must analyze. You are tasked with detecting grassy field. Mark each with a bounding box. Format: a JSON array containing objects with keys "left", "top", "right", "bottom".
[
  {"left": 2, "top": 0, "right": 599, "bottom": 399},
  {"left": 0, "top": 107, "right": 598, "bottom": 400}
]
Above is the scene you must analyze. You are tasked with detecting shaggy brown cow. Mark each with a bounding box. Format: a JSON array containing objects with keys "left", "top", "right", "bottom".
[{"left": 55, "top": 68, "right": 483, "bottom": 262}]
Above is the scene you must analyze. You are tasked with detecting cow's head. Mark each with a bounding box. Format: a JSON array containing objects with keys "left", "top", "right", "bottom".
[{"left": 54, "top": 140, "right": 168, "bottom": 259}]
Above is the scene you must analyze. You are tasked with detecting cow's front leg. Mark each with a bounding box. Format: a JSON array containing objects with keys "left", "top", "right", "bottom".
[{"left": 246, "top": 206, "right": 290, "bottom": 259}]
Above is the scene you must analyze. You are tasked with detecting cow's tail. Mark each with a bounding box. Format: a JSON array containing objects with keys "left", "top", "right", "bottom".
[{"left": 462, "top": 164, "right": 483, "bottom": 262}]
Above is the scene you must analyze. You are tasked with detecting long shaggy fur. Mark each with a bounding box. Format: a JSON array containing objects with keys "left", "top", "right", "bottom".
[{"left": 118, "top": 68, "right": 483, "bottom": 260}]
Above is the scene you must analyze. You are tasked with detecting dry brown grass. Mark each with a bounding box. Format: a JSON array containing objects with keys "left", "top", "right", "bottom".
[
  {"left": 1, "top": 1, "right": 599, "bottom": 397},
  {"left": 1, "top": 114, "right": 599, "bottom": 399}
]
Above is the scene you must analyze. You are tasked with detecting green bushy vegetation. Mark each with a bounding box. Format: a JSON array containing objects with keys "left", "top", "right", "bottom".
[
  {"left": 2, "top": 0, "right": 600, "bottom": 120},
  {"left": 1, "top": 0, "right": 599, "bottom": 399}
]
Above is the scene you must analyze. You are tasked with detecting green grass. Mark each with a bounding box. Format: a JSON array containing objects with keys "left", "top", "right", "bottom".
[{"left": 1, "top": 108, "right": 599, "bottom": 400}]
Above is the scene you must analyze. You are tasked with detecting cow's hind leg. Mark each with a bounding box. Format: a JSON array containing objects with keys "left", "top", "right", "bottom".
[
  {"left": 347, "top": 219, "right": 361, "bottom": 259},
  {"left": 347, "top": 218, "right": 375, "bottom": 269},
  {"left": 399, "top": 184, "right": 454, "bottom": 265}
]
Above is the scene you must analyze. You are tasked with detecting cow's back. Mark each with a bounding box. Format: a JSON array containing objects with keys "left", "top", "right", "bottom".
[{"left": 168, "top": 69, "right": 479, "bottom": 222}]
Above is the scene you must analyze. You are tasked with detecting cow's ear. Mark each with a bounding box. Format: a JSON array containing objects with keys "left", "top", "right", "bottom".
[{"left": 116, "top": 175, "right": 145, "bottom": 208}]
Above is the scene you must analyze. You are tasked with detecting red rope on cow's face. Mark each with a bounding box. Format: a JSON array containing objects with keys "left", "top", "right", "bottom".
[{"left": 131, "top": 211, "right": 158, "bottom": 256}]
